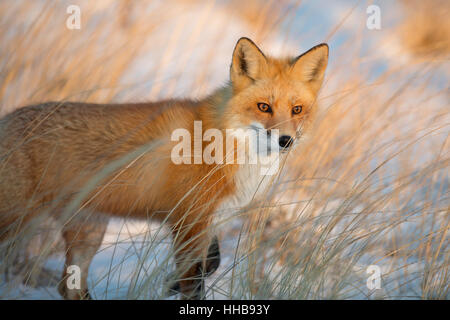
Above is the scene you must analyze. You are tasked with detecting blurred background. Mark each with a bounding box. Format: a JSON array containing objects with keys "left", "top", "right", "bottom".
[{"left": 0, "top": 0, "right": 448, "bottom": 299}]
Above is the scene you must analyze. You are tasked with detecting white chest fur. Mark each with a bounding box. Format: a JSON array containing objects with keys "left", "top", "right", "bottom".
[
  {"left": 212, "top": 162, "right": 277, "bottom": 233},
  {"left": 232, "top": 163, "right": 274, "bottom": 206},
  {"left": 216, "top": 159, "right": 277, "bottom": 218}
]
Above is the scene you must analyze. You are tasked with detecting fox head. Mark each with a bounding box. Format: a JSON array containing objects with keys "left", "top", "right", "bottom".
[{"left": 226, "top": 37, "right": 328, "bottom": 153}]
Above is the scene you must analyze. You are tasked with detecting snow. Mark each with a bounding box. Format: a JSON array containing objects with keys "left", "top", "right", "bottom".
[{"left": 1, "top": 0, "right": 448, "bottom": 300}]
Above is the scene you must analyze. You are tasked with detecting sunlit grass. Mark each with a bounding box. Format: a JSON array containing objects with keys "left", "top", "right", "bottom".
[{"left": 0, "top": 0, "right": 448, "bottom": 300}]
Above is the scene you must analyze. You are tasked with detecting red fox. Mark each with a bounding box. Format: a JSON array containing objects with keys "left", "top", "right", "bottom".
[{"left": 0, "top": 37, "right": 328, "bottom": 299}]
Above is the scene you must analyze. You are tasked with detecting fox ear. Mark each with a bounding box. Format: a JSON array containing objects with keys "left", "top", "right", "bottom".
[
  {"left": 230, "top": 37, "right": 267, "bottom": 89},
  {"left": 291, "top": 43, "right": 328, "bottom": 92}
]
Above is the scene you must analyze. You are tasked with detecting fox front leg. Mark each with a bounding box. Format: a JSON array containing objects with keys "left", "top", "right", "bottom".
[{"left": 167, "top": 235, "right": 221, "bottom": 298}]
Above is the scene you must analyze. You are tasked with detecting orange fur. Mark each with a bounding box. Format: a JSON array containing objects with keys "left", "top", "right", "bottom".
[{"left": 0, "top": 37, "right": 328, "bottom": 299}]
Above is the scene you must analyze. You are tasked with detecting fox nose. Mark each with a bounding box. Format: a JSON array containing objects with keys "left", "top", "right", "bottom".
[{"left": 279, "top": 135, "right": 293, "bottom": 149}]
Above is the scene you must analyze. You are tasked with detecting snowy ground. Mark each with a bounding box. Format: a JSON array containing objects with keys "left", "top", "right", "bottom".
[
  {"left": 1, "top": 170, "right": 447, "bottom": 299},
  {"left": 0, "top": 0, "right": 448, "bottom": 299}
]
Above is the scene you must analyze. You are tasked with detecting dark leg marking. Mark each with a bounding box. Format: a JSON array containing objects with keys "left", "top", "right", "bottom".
[{"left": 166, "top": 236, "right": 221, "bottom": 298}]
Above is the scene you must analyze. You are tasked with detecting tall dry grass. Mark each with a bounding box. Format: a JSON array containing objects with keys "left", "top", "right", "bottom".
[{"left": 0, "top": 0, "right": 448, "bottom": 299}]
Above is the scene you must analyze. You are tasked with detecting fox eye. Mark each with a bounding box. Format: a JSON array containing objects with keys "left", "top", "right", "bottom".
[
  {"left": 257, "top": 103, "right": 272, "bottom": 113},
  {"left": 292, "top": 105, "right": 303, "bottom": 115}
]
